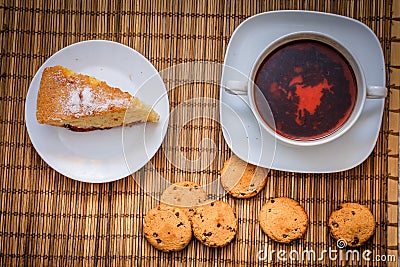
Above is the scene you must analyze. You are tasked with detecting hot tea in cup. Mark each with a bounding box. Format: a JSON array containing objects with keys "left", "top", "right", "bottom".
[{"left": 254, "top": 39, "right": 357, "bottom": 141}]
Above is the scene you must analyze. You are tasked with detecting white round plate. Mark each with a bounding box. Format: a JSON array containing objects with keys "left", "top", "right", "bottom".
[
  {"left": 220, "top": 11, "right": 385, "bottom": 173},
  {"left": 25, "top": 40, "right": 169, "bottom": 182}
]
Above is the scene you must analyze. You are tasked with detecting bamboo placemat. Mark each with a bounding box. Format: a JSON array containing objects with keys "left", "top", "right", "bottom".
[{"left": 0, "top": 0, "right": 398, "bottom": 266}]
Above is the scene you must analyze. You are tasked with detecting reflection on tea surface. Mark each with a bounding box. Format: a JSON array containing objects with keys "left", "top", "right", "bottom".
[{"left": 255, "top": 40, "right": 357, "bottom": 141}]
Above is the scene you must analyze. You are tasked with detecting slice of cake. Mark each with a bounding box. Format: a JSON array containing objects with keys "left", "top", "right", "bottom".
[{"left": 36, "top": 65, "right": 159, "bottom": 131}]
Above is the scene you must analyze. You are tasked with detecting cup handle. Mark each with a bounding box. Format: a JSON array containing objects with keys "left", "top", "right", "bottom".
[
  {"left": 224, "top": 81, "right": 248, "bottom": 95},
  {"left": 366, "top": 85, "right": 387, "bottom": 99}
]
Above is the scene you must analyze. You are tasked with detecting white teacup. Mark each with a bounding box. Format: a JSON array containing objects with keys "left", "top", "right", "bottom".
[{"left": 225, "top": 31, "right": 387, "bottom": 147}]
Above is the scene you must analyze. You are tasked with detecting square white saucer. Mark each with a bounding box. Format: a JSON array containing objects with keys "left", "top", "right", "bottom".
[{"left": 219, "top": 10, "right": 386, "bottom": 173}]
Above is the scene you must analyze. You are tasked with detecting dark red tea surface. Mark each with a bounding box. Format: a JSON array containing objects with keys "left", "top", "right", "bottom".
[{"left": 254, "top": 40, "right": 357, "bottom": 141}]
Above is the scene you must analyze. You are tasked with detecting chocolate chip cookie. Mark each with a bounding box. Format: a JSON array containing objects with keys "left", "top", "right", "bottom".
[
  {"left": 160, "top": 181, "right": 208, "bottom": 220},
  {"left": 328, "top": 203, "right": 375, "bottom": 247},
  {"left": 191, "top": 200, "right": 238, "bottom": 247},
  {"left": 144, "top": 205, "right": 192, "bottom": 252},
  {"left": 259, "top": 197, "right": 309, "bottom": 243},
  {"left": 220, "top": 155, "right": 269, "bottom": 198}
]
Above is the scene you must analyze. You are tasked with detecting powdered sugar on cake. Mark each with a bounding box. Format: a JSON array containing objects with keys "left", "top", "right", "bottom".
[{"left": 63, "top": 85, "right": 130, "bottom": 117}]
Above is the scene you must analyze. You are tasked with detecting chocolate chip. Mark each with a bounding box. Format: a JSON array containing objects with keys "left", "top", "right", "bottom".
[
  {"left": 240, "top": 193, "right": 245, "bottom": 196},
  {"left": 271, "top": 199, "right": 275, "bottom": 203},
  {"left": 177, "top": 222, "right": 184, "bottom": 227},
  {"left": 351, "top": 237, "right": 359, "bottom": 245},
  {"left": 156, "top": 239, "right": 162, "bottom": 243},
  {"left": 153, "top": 233, "right": 158, "bottom": 237},
  {"left": 226, "top": 226, "right": 235, "bottom": 232},
  {"left": 294, "top": 218, "right": 297, "bottom": 221},
  {"left": 268, "top": 209, "right": 271, "bottom": 212},
  {"left": 210, "top": 202, "right": 214, "bottom": 206},
  {"left": 283, "top": 234, "right": 288, "bottom": 238},
  {"left": 175, "top": 212, "right": 180, "bottom": 218},
  {"left": 250, "top": 183, "right": 255, "bottom": 187},
  {"left": 173, "top": 186, "right": 177, "bottom": 190},
  {"left": 203, "top": 232, "right": 213, "bottom": 236},
  {"left": 168, "top": 232, "right": 170, "bottom": 234},
  {"left": 217, "top": 223, "right": 221, "bottom": 228},
  {"left": 332, "top": 222, "right": 339, "bottom": 228},
  {"left": 351, "top": 211, "right": 355, "bottom": 215}
]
